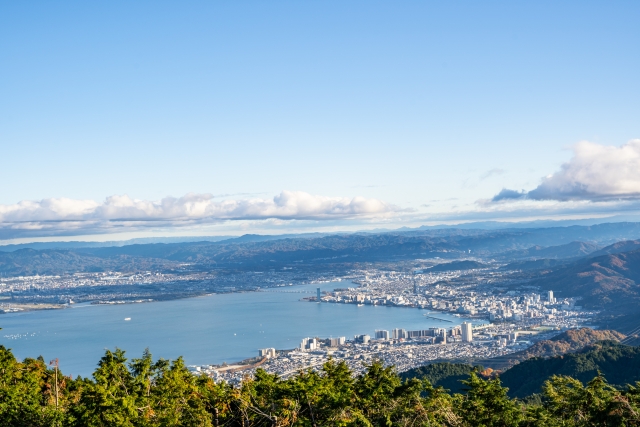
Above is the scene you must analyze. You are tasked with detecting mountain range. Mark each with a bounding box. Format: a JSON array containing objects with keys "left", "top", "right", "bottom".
[{"left": 4, "top": 222, "right": 640, "bottom": 276}]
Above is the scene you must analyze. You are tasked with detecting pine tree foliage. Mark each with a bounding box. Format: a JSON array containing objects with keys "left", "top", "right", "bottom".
[{"left": 3, "top": 344, "right": 640, "bottom": 426}]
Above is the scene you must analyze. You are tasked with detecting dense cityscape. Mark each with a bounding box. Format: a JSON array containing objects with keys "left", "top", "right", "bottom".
[{"left": 188, "top": 265, "right": 595, "bottom": 383}]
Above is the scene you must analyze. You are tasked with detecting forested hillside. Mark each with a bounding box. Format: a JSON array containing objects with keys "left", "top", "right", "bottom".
[
  {"left": 481, "top": 328, "right": 625, "bottom": 369},
  {"left": 530, "top": 248, "right": 640, "bottom": 311},
  {"left": 589, "top": 239, "right": 640, "bottom": 258},
  {"left": 400, "top": 362, "right": 481, "bottom": 394},
  {"left": 382, "top": 340, "right": 640, "bottom": 401},
  {"left": 496, "top": 241, "right": 599, "bottom": 261},
  {"left": 500, "top": 341, "right": 640, "bottom": 398}
]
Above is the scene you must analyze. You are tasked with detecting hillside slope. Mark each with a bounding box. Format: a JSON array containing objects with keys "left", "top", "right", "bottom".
[
  {"left": 481, "top": 328, "right": 624, "bottom": 370},
  {"left": 400, "top": 363, "right": 480, "bottom": 394},
  {"left": 497, "top": 241, "right": 599, "bottom": 260},
  {"left": 530, "top": 248, "right": 640, "bottom": 311},
  {"left": 499, "top": 342, "right": 640, "bottom": 398},
  {"left": 589, "top": 239, "right": 640, "bottom": 258}
]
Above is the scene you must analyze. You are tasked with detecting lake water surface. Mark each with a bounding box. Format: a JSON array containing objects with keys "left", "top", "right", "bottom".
[{"left": 0, "top": 281, "right": 469, "bottom": 376}]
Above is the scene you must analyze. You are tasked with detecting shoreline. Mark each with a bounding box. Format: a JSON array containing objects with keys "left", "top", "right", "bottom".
[
  {"left": 0, "top": 302, "right": 68, "bottom": 314},
  {"left": 0, "top": 279, "right": 348, "bottom": 315}
]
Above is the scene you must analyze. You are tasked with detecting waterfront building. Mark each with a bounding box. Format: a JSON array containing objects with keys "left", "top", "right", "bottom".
[
  {"left": 392, "top": 328, "right": 407, "bottom": 340},
  {"left": 317, "top": 287, "right": 322, "bottom": 302},
  {"left": 327, "top": 337, "right": 346, "bottom": 347},
  {"left": 300, "top": 337, "right": 309, "bottom": 350},
  {"left": 354, "top": 334, "right": 370, "bottom": 344},
  {"left": 461, "top": 322, "right": 473, "bottom": 342},
  {"left": 259, "top": 348, "right": 277, "bottom": 358},
  {"left": 407, "top": 330, "right": 431, "bottom": 338},
  {"left": 300, "top": 337, "right": 318, "bottom": 350},
  {"left": 375, "top": 330, "right": 390, "bottom": 340}
]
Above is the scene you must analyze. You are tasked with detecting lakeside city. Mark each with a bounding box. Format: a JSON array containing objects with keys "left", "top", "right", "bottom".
[
  {"left": 187, "top": 268, "right": 593, "bottom": 383},
  {"left": 1, "top": 260, "right": 595, "bottom": 380}
]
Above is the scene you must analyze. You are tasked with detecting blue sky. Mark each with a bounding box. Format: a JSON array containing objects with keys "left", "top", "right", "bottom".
[{"left": 1, "top": 1, "right": 639, "bottom": 241}]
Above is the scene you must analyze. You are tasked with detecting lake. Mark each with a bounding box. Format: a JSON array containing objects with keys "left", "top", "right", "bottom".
[{"left": 0, "top": 281, "right": 469, "bottom": 376}]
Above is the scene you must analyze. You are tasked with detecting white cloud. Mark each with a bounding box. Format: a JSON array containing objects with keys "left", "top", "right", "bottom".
[
  {"left": 529, "top": 139, "right": 640, "bottom": 200},
  {"left": 0, "top": 191, "right": 398, "bottom": 240},
  {"left": 490, "top": 139, "right": 640, "bottom": 202}
]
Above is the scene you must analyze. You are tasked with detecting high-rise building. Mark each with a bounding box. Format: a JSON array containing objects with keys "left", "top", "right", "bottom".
[
  {"left": 375, "top": 330, "right": 390, "bottom": 340},
  {"left": 547, "top": 290, "right": 554, "bottom": 304},
  {"left": 300, "top": 337, "right": 309, "bottom": 350},
  {"left": 433, "top": 328, "right": 447, "bottom": 344},
  {"left": 300, "top": 337, "right": 318, "bottom": 350},
  {"left": 461, "top": 322, "right": 473, "bottom": 342},
  {"left": 354, "top": 334, "right": 370, "bottom": 344},
  {"left": 407, "top": 330, "right": 431, "bottom": 338},
  {"left": 392, "top": 328, "right": 407, "bottom": 340},
  {"left": 317, "top": 287, "right": 322, "bottom": 302},
  {"left": 326, "top": 337, "right": 346, "bottom": 347},
  {"left": 259, "top": 348, "right": 277, "bottom": 358}
]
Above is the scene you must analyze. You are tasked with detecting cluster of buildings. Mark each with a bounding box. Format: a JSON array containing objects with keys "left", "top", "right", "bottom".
[
  {"left": 298, "top": 336, "right": 348, "bottom": 351},
  {"left": 192, "top": 265, "right": 596, "bottom": 384},
  {"left": 314, "top": 268, "right": 586, "bottom": 328},
  {"left": 258, "top": 348, "right": 277, "bottom": 358},
  {"left": 371, "top": 322, "right": 473, "bottom": 343},
  {"left": 292, "top": 321, "right": 476, "bottom": 356},
  {"left": 202, "top": 319, "right": 570, "bottom": 385}
]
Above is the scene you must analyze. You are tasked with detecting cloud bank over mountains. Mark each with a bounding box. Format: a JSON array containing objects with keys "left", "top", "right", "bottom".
[
  {"left": 4, "top": 140, "right": 640, "bottom": 241},
  {"left": 492, "top": 140, "right": 640, "bottom": 202},
  {"left": 0, "top": 191, "right": 398, "bottom": 240}
]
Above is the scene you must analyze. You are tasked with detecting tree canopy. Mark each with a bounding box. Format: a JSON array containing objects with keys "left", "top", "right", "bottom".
[{"left": 3, "top": 345, "right": 640, "bottom": 426}]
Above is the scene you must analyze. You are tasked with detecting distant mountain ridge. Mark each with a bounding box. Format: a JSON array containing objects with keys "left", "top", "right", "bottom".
[
  {"left": 588, "top": 239, "right": 640, "bottom": 258},
  {"left": 0, "top": 233, "right": 335, "bottom": 252},
  {"left": 496, "top": 241, "right": 600, "bottom": 261},
  {"left": 501, "top": 258, "right": 572, "bottom": 271},
  {"left": 3, "top": 223, "right": 640, "bottom": 276}
]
